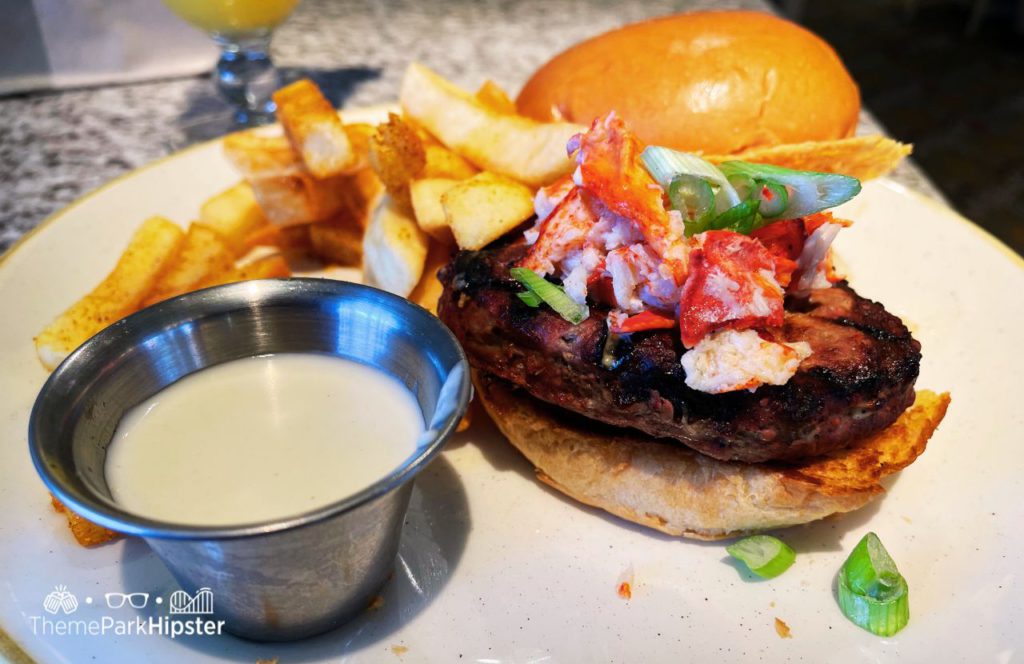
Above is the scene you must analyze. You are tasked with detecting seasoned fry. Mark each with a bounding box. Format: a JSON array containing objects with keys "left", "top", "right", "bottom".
[
  {"left": 475, "top": 79, "right": 516, "bottom": 114},
  {"left": 223, "top": 132, "right": 302, "bottom": 178},
  {"left": 51, "top": 497, "right": 119, "bottom": 547},
  {"left": 442, "top": 172, "right": 535, "bottom": 250},
  {"left": 249, "top": 172, "right": 351, "bottom": 225},
  {"left": 408, "top": 238, "right": 454, "bottom": 313},
  {"left": 201, "top": 254, "right": 292, "bottom": 288},
  {"left": 243, "top": 223, "right": 313, "bottom": 253},
  {"left": 309, "top": 219, "right": 363, "bottom": 266},
  {"left": 142, "top": 224, "right": 235, "bottom": 307},
  {"left": 409, "top": 177, "right": 460, "bottom": 241},
  {"left": 401, "top": 63, "right": 582, "bottom": 187},
  {"left": 344, "top": 123, "right": 376, "bottom": 172},
  {"left": 363, "top": 195, "right": 429, "bottom": 297},
  {"left": 273, "top": 79, "right": 357, "bottom": 178},
  {"left": 369, "top": 113, "right": 427, "bottom": 212},
  {"left": 35, "top": 216, "right": 184, "bottom": 370},
  {"left": 199, "top": 181, "right": 270, "bottom": 255},
  {"left": 705, "top": 135, "right": 912, "bottom": 182},
  {"left": 422, "top": 144, "right": 479, "bottom": 179}
]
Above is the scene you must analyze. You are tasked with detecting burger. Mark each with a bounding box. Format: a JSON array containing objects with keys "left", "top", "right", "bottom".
[{"left": 436, "top": 12, "right": 949, "bottom": 540}]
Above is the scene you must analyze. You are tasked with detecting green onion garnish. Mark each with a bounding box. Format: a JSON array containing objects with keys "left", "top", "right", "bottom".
[
  {"left": 837, "top": 532, "right": 910, "bottom": 637},
  {"left": 509, "top": 267, "right": 589, "bottom": 325},
  {"left": 641, "top": 146, "right": 741, "bottom": 208},
  {"left": 726, "top": 535, "right": 796, "bottom": 579},
  {"left": 754, "top": 179, "right": 789, "bottom": 218},
  {"left": 710, "top": 198, "right": 761, "bottom": 234},
  {"left": 516, "top": 290, "right": 542, "bottom": 307},
  {"left": 718, "top": 161, "right": 861, "bottom": 220},
  {"left": 668, "top": 174, "right": 716, "bottom": 236}
]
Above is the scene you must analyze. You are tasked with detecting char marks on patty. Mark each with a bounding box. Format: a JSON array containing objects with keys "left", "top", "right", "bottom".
[{"left": 438, "top": 240, "right": 921, "bottom": 463}]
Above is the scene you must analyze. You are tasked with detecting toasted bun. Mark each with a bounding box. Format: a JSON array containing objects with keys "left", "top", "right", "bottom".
[
  {"left": 516, "top": 11, "right": 860, "bottom": 155},
  {"left": 475, "top": 373, "right": 949, "bottom": 540}
]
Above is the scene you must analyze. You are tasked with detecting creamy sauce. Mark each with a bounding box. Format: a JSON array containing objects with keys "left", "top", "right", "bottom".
[{"left": 105, "top": 353, "right": 424, "bottom": 526}]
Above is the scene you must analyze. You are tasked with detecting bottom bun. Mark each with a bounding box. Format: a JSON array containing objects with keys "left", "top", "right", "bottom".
[{"left": 475, "top": 372, "right": 950, "bottom": 540}]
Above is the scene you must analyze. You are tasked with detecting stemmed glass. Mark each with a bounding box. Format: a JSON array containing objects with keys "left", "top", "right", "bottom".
[{"left": 163, "top": 0, "right": 301, "bottom": 126}]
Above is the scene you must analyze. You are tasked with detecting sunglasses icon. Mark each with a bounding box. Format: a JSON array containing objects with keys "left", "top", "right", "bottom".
[{"left": 104, "top": 592, "right": 149, "bottom": 609}]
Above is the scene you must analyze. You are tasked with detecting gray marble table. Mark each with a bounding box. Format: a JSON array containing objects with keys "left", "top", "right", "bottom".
[{"left": 0, "top": 0, "right": 943, "bottom": 253}]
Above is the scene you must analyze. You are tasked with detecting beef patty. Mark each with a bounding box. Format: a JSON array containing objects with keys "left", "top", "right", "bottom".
[{"left": 438, "top": 241, "right": 921, "bottom": 463}]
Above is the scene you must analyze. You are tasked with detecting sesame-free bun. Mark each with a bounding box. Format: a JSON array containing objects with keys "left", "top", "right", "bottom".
[
  {"left": 516, "top": 11, "right": 861, "bottom": 155},
  {"left": 475, "top": 373, "right": 949, "bottom": 540}
]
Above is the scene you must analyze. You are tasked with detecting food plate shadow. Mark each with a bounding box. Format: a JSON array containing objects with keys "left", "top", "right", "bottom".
[
  {"left": 118, "top": 455, "right": 469, "bottom": 660},
  {"left": 775, "top": 489, "right": 889, "bottom": 554}
]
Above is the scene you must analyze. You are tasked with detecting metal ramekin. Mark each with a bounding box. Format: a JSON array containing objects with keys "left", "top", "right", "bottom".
[{"left": 28, "top": 278, "right": 471, "bottom": 641}]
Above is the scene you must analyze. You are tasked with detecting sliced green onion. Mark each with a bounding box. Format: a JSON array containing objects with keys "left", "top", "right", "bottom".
[
  {"left": 754, "top": 179, "right": 789, "bottom": 218},
  {"left": 837, "top": 532, "right": 909, "bottom": 637},
  {"left": 726, "top": 535, "right": 796, "bottom": 579},
  {"left": 726, "top": 173, "right": 755, "bottom": 202},
  {"left": 509, "top": 267, "right": 589, "bottom": 325},
  {"left": 711, "top": 199, "right": 761, "bottom": 234},
  {"left": 516, "top": 291, "right": 542, "bottom": 307},
  {"left": 641, "top": 146, "right": 741, "bottom": 208},
  {"left": 668, "top": 174, "right": 716, "bottom": 237},
  {"left": 718, "top": 161, "right": 861, "bottom": 220}
]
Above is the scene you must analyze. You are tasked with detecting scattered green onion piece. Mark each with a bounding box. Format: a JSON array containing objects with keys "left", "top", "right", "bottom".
[
  {"left": 509, "top": 267, "right": 589, "bottom": 325},
  {"left": 726, "top": 535, "right": 796, "bottom": 579},
  {"left": 710, "top": 199, "right": 760, "bottom": 234},
  {"left": 727, "top": 173, "right": 755, "bottom": 202},
  {"left": 516, "top": 291, "right": 542, "bottom": 307},
  {"left": 668, "top": 174, "right": 716, "bottom": 236},
  {"left": 754, "top": 179, "right": 789, "bottom": 218},
  {"left": 641, "top": 146, "right": 741, "bottom": 208},
  {"left": 718, "top": 161, "right": 861, "bottom": 220},
  {"left": 837, "top": 532, "right": 910, "bottom": 637}
]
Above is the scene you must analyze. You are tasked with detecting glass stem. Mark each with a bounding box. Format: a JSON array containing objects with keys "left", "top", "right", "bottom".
[{"left": 212, "top": 32, "right": 279, "bottom": 126}]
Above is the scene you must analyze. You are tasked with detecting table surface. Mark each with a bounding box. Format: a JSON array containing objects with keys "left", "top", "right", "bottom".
[{"left": 0, "top": 0, "right": 946, "bottom": 254}]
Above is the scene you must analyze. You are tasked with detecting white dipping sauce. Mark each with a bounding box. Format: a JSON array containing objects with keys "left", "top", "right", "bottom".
[{"left": 105, "top": 353, "right": 424, "bottom": 526}]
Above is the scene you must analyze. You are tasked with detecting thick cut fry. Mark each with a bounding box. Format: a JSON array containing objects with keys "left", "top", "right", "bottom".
[
  {"left": 475, "top": 79, "right": 516, "bottom": 114},
  {"left": 223, "top": 132, "right": 302, "bottom": 178},
  {"left": 442, "top": 172, "right": 535, "bottom": 250},
  {"left": 410, "top": 177, "right": 460, "bottom": 241},
  {"left": 35, "top": 216, "right": 184, "bottom": 370},
  {"left": 51, "top": 497, "right": 119, "bottom": 547},
  {"left": 199, "top": 182, "right": 270, "bottom": 255},
  {"left": 142, "top": 224, "right": 235, "bottom": 307},
  {"left": 243, "top": 223, "right": 312, "bottom": 253},
  {"left": 249, "top": 172, "right": 351, "bottom": 225},
  {"left": 363, "top": 195, "right": 429, "bottom": 297},
  {"left": 273, "top": 79, "right": 357, "bottom": 178},
  {"left": 369, "top": 113, "right": 427, "bottom": 212},
  {"left": 705, "top": 136, "right": 913, "bottom": 182},
  {"left": 400, "top": 63, "right": 583, "bottom": 187},
  {"left": 422, "top": 144, "right": 479, "bottom": 179},
  {"left": 344, "top": 123, "right": 375, "bottom": 172},
  {"left": 309, "top": 218, "right": 363, "bottom": 266},
  {"left": 408, "top": 239, "right": 454, "bottom": 314},
  {"left": 201, "top": 254, "right": 292, "bottom": 288}
]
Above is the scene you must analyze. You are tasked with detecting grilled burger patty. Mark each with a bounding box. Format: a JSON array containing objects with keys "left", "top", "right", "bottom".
[{"left": 438, "top": 241, "right": 921, "bottom": 463}]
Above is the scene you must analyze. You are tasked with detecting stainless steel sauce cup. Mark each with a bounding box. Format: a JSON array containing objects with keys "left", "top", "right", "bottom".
[{"left": 29, "top": 279, "right": 471, "bottom": 641}]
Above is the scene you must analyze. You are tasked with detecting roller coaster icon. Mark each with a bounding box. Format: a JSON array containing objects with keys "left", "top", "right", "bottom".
[{"left": 168, "top": 587, "right": 214, "bottom": 615}]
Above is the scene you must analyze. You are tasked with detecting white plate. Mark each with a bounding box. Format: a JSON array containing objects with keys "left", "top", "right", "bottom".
[{"left": 2, "top": 107, "right": 1023, "bottom": 663}]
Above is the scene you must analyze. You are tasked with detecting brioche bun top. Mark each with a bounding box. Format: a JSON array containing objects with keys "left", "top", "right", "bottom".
[{"left": 515, "top": 11, "right": 860, "bottom": 155}]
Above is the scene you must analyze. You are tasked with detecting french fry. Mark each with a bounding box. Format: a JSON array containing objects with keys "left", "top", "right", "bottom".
[
  {"left": 363, "top": 195, "right": 429, "bottom": 297},
  {"left": 400, "top": 63, "right": 583, "bottom": 187},
  {"left": 201, "top": 254, "right": 292, "bottom": 288},
  {"left": 243, "top": 222, "right": 313, "bottom": 253},
  {"left": 199, "top": 181, "right": 269, "bottom": 255},
  {"left": 51, "top": 497, "right": 119, "bottom": 547},
  {"left": 409, "top": 177, "right": 460, "bottom": 241},
  {"left": 475, "top": 79, "right": 516, "bottom": 114},
  {"left": 223, "top": 132, "right": 302, "bottom": 178},
  {"left": 309, "top": 219, "right": 363, "bottom": 266},
  {"left": 273, "top": 79, "right": 357, "bottom": 178},
  {"left": 369, "top": 113, "right": 427, "bottom": 213},
  {"left": 442, "top": 172, "right": 535, "bottom": 250},
  {"left": 422, "top": 144, "right": 479, "bottom": 179},
  {"left": 344, "top": 123, "right": 376, "bottom": 172},
  {"left": 408, "top": 239, "right": 454, "bottom": 314},
  {"left": 141, "top": 223, "right": 235, "bottom": 307},
  {"left": 705, "top": 135, "right": 913, "bottom": 182},
  {"left": 249, "top": 172, "right": 351, "bottom": 225},
  {"left": 35, "top": 216, "right": 184, "bottom": 370}
]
